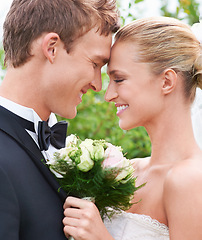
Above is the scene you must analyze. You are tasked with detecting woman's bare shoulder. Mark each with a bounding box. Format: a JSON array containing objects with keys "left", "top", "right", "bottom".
[
  {"left": 130, "top": 156, "right": 151, "bottom": 171},
  {"left": 164, "top": 155, "right": 202, "bottom": 189},
  {"left": 163, "top": 154, "right": 202, "bottom": 212},
  {"left": 163, "top": 155, "right": 202, "bottom": 238}
]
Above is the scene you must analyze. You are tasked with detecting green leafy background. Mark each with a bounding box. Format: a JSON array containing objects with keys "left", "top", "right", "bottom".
[{"left": 0, "top": 0, "right": 201, "bottom": 159}]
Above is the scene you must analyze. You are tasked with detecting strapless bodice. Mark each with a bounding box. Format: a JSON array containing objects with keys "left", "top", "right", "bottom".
[{"left": 104, "top": 211, "right": 169, "bottom": 240}]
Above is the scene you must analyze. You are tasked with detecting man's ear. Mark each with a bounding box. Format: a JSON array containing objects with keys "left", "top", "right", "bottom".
[
  {"left": 41, "top": 32, "right": 60, "bottom": 63},
  {"left": 161, "top": 69, "right": 177, "bottom": 95}
]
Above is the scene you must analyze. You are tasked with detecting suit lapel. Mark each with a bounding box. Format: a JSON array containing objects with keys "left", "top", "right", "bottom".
[{"left": 0, "top": 106, "right": 67, "bottom": 202}]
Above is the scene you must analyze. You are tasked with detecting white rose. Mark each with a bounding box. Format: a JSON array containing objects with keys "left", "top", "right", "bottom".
[
  {"left": 113, "top": 158, "right": 134, "bottom": 182},
  {"left": 91, "top": 145, "right": 105, "bottom": 161},
  {"left": 65, "top": 134, "right": 78, "bottom": 147},
  {"left": 48, "top": 148, "right": 75, "bottom": 178},
  {"left": 47, "top": 155, "right": 58, "bottom": 165},
  {"left": 77, "top": 146, "right": 94, "bottom": 172},
  {"left": 80, "top": 139, "right": 94, "bottom": 153},
  {"left": 58, "top": 146, "right": 78, "bottom": 164}
]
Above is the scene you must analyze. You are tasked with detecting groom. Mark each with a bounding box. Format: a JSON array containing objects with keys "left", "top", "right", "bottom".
[{"left": 0, "top": 0, "right": 119, "bottom": 239}]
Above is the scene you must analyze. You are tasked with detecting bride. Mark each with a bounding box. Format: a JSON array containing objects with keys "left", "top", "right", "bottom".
[{"left": 62, "top": 17, "right": 202, "bottom": 240}]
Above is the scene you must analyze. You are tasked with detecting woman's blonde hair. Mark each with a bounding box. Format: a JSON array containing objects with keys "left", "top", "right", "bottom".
[{"left": 115, "top": 17, "right": 202, "bottom": 102}]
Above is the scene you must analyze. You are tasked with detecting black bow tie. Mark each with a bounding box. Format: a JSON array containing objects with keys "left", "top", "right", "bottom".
[
  {"left": 38, "top": 121, "right": 68, "bottom": 151},
  {"left": 8, "top": 111, "right": 68, "bottom": 151}
]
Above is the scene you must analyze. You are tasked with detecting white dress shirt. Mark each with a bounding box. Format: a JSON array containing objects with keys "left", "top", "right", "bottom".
[{"left": 0, "top": 96, "right": 59, "bottom": 161}]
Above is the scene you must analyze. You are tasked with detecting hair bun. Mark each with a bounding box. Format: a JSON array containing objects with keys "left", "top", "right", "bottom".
[
  {"left": 191, "top": 22, "right": 202, "bottom": 90},
  {"left": 193, "top": 51, "right": 202, "bottom": 90}
]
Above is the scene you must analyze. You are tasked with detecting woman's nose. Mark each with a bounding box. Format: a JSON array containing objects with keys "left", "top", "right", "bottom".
[{"left": 105, "top": 81, "right": 118, "bottom": 102}]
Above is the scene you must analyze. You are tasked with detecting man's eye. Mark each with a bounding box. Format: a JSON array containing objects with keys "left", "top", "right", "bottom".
[{"left": 93, "top": 62, "right": 98, "bottom": 68}]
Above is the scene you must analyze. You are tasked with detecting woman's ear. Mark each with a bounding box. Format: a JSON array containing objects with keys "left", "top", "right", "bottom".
[
  {"left": 41, "top": 32, "right": 60, "bottom": 63},
  {"left": 161, "top": 69, "right": 177, "bottom": 95}
]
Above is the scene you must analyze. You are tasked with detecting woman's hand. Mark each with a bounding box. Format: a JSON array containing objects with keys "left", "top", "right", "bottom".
[{"left": 63, "top": 196, "right": 114, "bottom": 240}]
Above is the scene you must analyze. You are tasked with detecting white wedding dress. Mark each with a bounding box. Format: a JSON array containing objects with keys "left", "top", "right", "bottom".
[{"left": 104, "top": 211, "right": 169, "bottom": 240}]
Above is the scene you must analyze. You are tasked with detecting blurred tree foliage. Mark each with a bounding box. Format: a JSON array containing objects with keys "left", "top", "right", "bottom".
[
  {"left": 0, "top": 0, "right": 201, "bottom": 158},
  {"left": 0, "top": 48, "right": 6, "bottom": 80},
  {"left": 161, "top": 0, "right": 200, "bottom": 24}
]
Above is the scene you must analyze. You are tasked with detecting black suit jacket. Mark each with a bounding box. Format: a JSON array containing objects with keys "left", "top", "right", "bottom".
[{"left": 0, "top": 106, "right": 67, "bottom": 239}]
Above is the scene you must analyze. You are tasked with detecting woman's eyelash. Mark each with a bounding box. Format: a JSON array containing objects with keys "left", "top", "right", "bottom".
[{"left": 114, "top": 79, "right": 124, "bottom": 83}]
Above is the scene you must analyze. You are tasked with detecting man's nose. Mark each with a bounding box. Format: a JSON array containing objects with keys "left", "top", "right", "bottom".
[{"left": 90, "top": 70, "right": 102, "bottom": 92}]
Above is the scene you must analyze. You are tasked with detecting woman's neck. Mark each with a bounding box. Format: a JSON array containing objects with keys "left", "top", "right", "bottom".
[{"left": 146, "top": 107, "right": 200, "bottom": 165}]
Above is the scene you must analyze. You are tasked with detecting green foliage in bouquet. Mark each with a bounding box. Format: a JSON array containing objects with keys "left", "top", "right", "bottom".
[
  {"left": 48, "top": 135, "right": 145, "bottom": 219},
  {"left": 53, "top": 158, "right": 139, "bottom": 219}
]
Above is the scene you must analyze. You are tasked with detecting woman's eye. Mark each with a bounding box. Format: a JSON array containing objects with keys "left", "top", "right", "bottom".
[{"left": 114, "top": 79, "right": 124, "bottom": 83}]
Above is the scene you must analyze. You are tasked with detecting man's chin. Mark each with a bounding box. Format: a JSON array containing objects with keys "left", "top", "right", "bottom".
[
  {"left": 67, "top": 109, "right": 78, "bottom": 119},
  {"left": 58, "top": 108, "right": 77, "bottom": 120}
]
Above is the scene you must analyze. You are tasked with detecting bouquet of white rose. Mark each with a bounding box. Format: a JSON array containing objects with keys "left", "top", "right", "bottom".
[{"left": 48, "top": 134, "right": 144, "bottom": 219}]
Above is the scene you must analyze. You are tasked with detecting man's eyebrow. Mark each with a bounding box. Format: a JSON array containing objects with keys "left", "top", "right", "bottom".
[
  {"left": 102, "top": 58, "right": 110, "bottom": 65},
  {"left": 93, "top": 55, "right": 109, "bottom": 65}
]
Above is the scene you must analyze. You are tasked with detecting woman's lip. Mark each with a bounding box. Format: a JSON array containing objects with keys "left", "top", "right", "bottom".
[
  {"left": 116, "top": 104, "right": 129, "bottom": 116},
  {"left": 115, "top": 103, "right": 123, "bottom": 107},
  {"left": 115, "top": 103, "right": 129, "bottom": 108}
]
